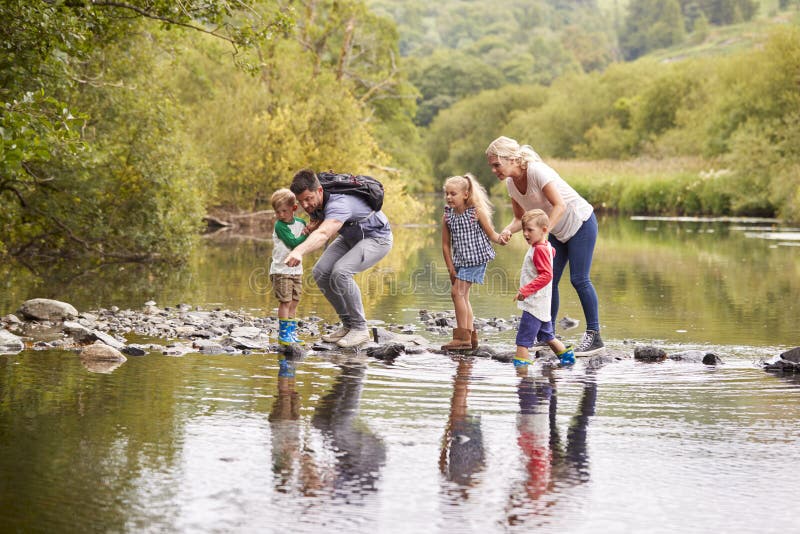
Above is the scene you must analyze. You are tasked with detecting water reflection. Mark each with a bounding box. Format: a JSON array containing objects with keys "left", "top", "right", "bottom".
[
  {"left": 268, "top": 356, "right": 324, "bottom": 496},
  {"left": 439, "top": 356, "right": 485, "bottom": 501},
  {"left": 506, "top": 364, "right": 596, "bottom": 526},
  {"left": 311, "top": 360, "right": 387, "bottom": 499}
]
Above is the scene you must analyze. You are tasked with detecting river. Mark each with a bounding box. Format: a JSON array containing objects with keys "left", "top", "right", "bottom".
[{"left": 1, "top": 212, "right": 799, "bottom": 533}]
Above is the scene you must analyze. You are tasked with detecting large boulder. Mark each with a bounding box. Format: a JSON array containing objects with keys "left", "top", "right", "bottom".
[
  {"left": 0, "top": 329, "right": 25, "bottom": 354},
  {"left": 18, "top": 298, "right": 78, "bottom": 322},
  {"left": 80, "top": 341, "right": 127, "bottom": 362}
]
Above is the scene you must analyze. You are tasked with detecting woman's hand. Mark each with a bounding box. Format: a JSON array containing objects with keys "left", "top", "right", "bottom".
[
  {"left": 449, "top": 269, "right": 456, "bottom": 285},
  {"left": 500, "top": 229, "right": 513, "bottom": 244}
]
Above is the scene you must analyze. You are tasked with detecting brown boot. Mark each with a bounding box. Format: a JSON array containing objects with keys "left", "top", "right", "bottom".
[
  {"left": 441, "top": 328, "right": 472, "bottom": 351},
  {"left": 470, "top": 329, "right": 478, "bottom": 349}
]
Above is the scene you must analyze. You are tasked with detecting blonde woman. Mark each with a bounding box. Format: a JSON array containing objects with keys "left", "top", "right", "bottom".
[{"left": 486, "top": 136, "right": 603, "bottom": 356}]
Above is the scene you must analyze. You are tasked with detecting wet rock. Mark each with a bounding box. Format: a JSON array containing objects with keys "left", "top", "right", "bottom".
[
  {"left": 0, "top": 329, "right": 25, "bottom": 354},
  {"left": 122, "top": 345, "right": 148, "bottom": 357},
  {"left": 81, "top": 341, "right": 127, "bottom": 362},
  {"left": 161, "top": 345, "right": 192, "bottom": 357},
  {"left": 764, "top": 358, "right": 800, "bottom": 373},
  {"left": 366, "top": 343, "right": 404, "bottom": 361},
  {"left": 63, "top": 321, "right": 94, "bottom": 342},
  {"left": 2, "top": 314, "right": 23, "bottom": 326},
  {"left": 669, "top": 350, "right": 723, "bottom": 365},
  {"left": 780, "top": 347, "right": 800, "bottom": 364},
  {"left": 91, "top": 330, "right": 126, "bottom": 350},
  {"left": 230, "top": 326, "right": 261, "bottom": 338},
  {"left": 226, "top": 336, "right": 270, "bottom": 350},
  {"left": 18, "top": 298, "right": 78, "bottom": 322},
  {"left": 634, "top": 346, "right": 667, "bottom": 362},
  {"left": 277, "top": 344, "right": 306, "bottom": 358}
]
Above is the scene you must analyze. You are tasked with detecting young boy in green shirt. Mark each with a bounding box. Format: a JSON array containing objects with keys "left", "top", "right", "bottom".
[{"left": 270, "top": 189, "right": 307, "bottom": 345}]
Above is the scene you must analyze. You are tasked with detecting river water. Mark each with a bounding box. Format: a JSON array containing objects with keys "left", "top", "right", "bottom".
[{"left": 1, "top": 213, "right": 799, "bottom": 533}]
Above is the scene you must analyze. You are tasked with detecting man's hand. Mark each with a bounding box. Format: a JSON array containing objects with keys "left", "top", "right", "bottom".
[{"left": 285, "top": 250, "right": 303, "bottom": 267}]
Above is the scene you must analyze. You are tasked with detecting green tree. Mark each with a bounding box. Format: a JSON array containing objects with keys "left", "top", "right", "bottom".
[{"left": 620, "top": 0, "right": 687, "bottom": 59}]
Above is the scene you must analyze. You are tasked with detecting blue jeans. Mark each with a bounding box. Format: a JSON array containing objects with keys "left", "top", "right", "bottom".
[
  {"left": 549, "top": 213, "right": 600, "bottom": 332},
  {"left": 312, "top": 234, "right": 393, "bottom": 330}
]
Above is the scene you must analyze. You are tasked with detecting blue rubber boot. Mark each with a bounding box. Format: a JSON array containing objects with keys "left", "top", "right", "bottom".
[
  {"left": 278, "top": 357, "right": 295, "bottom": 377},
  {"left": 557, "top": 345, "right": 575, "bottom": 366},
  {"left": 288, "top": 319, "right": 305, "bottom": 345},
  {"left": 278, "top": 319, "right": 292, "bottom": 345}
]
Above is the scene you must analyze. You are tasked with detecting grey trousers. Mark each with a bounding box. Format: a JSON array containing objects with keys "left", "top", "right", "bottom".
[{"left": 312, "top": 234, "right": 393, "bottom": 330}]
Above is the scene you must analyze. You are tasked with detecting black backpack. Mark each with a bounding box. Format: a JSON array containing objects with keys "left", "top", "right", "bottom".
[{"left": 317, "top": 172, "right": 385, "bottom": 212}]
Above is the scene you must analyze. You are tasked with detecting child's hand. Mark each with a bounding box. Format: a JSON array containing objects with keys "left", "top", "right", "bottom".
[
  {"left": 515, "top": 291, "right": 525, "bottom": 301},
  {"left": 304, "top": 219, "right": 321, "bottom": 234},
  {"left": 500, "top": 230, "right": 512, "bottom": 244}
]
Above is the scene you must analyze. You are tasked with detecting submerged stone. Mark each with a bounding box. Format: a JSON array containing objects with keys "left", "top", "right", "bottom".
[
  {"left": 0, "top": 329, "right": 25, "bottom": 355},
  {"left": 634, "top": 346, "right": 667, "bottom": 361}
]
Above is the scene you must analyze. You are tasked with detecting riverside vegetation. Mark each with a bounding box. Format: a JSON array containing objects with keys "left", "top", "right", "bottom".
[{"left": 2, "top": 1, "right": 799, "bottom": 269}]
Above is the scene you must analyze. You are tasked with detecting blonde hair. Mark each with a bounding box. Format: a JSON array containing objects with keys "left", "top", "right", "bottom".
[
  {"left": 270, "top": 188, "right": 296, "bottom": 210},
  {"left": 443, "top": 173, "right": 493, "bottom": 219},
  {"left": 485, "top": 135, "right": 542, "bottom": 169},
  {"left": 521, "top": 208, "right": 549, "bottom": 230}
]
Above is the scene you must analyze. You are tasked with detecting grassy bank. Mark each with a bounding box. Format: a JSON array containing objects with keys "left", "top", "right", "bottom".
[{"left": 520, "top": 157, "right": 764, "bottom": 218}]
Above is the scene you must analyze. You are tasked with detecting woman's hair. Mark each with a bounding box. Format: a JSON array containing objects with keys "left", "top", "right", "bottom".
[
  {"left": 444, "top": 173, "right": 493, "bottom": 219},
  {"left": 485, "top": 136, "right": 542, "bottom": 169},
  {"left": 271, "top": 188, "right": 296, "bottom": 210},
  {"left": 521, "top": 208, "right": 549, "bottom": 230}
]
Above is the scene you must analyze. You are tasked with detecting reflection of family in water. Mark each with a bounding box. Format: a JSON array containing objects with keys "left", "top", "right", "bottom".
[
  {"left": 436, "top": 355, "right": 597, "bottom": 522},
  {"left": 268, "top": 356, "right": 386, "bottom": 499},
  {"left": 507, "top": 363, "right": 597, "bottom": 524},
  {"left": 268, "top": 352, "right": 595, "bottom": 523}
]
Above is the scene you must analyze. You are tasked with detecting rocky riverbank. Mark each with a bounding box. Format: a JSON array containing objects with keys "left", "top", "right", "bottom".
[{"left": 1, "top": 298, "right": 796, "bottom": 375}]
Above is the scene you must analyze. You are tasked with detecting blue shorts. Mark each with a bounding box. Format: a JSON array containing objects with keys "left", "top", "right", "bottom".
[
  {"left": 516, "top": 311, "right": 555, "bottom": 348},
  {"left": 455, "top": 264, "right": 487, "bottom": 284}
]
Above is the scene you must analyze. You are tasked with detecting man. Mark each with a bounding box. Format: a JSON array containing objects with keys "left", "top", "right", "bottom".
[{"left": 286, "top": 169, "right": 393, "bottom": 347}]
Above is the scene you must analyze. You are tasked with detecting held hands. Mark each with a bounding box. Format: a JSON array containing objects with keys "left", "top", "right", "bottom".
[
  {"left": 285, "top": 250, "right": 302, "bottom": 267},
  {"left": 499, "top": 229, "right": 512, "bottom": 244},
  {"left": 303, "top": 219, "right": 321, "bottom": 235}
]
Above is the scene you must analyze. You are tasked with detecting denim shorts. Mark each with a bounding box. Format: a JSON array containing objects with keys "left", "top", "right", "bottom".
[
  {"left": 516, "top": 311, "right": 555, "bottom": 348},
  {"left": 455, "top": 263, "right": 487, "bottom": 284}
]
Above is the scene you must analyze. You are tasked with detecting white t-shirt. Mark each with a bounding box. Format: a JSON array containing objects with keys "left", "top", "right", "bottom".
[{"left": 506, "top": 161, "right": 593, "bottom": 242}]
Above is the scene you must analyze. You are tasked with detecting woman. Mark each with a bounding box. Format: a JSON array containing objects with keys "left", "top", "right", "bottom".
[{"left": 486, "top": 136, "right": 603, "bottom": 356}]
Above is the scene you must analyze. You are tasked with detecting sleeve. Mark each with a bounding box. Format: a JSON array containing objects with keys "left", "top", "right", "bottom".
[
  {"left": 519, "top": 244, "right": 553, "bottom": 297},
  {"left": 529, "top": 162, "right": 559, "bottom": 192},
  {"left": 323, "top": 194, "right": 355, "bottom": 223},
  {"left": 275, "top": 220, "right": 307, "bottom": 249}
]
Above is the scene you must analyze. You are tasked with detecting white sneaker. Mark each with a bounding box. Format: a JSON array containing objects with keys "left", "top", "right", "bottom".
[
  {"left": 336, "top": 329, "right": 371, "bottom": 348},
  {"left": 321, "top": 326, "right": 349, "bottom": 342}
]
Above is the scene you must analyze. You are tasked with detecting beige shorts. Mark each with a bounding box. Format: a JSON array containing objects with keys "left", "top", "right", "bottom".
[{"left": 271, "top": 274, "right": 302, "bottom": 303}]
